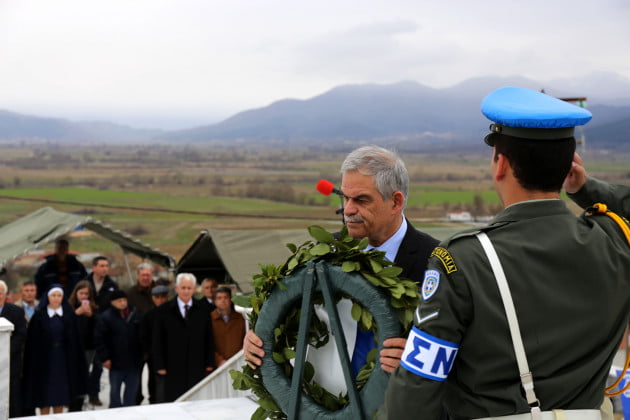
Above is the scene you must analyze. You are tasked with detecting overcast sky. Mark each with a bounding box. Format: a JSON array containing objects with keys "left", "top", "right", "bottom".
[{"left": 1, "top": 0, "right": 629, "bottom": 129}]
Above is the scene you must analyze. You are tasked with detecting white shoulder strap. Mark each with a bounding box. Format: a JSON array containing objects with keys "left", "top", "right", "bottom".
[{"left": 476, "top": 232, "right": 541, "bottom": 420}]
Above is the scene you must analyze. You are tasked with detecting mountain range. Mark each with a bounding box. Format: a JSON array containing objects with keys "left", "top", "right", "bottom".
[{"left": 2, "top": 74, "right": 629, "bottom": 151}]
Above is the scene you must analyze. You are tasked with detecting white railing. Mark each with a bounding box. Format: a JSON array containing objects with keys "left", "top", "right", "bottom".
[{"left": 176, "top": 349, "right": 252, "bottom": 402}]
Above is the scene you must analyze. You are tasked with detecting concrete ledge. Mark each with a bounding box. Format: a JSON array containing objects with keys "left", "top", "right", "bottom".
[{"left": 18, "top": 397, "right": 259, "bottom": 420}]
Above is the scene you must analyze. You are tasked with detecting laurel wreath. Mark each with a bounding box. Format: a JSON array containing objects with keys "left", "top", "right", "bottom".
[{"left": 230, "top": 225, "right": 421, "bottom": 420}]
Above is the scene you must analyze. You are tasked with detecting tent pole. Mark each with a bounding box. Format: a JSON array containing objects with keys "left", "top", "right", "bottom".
[{"left": 121, "top": 248, "right": 134, "bottom": 288}]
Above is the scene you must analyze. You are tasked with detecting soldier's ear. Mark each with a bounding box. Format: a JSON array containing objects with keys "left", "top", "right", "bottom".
[{"left": 494, "top": 153, "right": 510, "bottom": 182}]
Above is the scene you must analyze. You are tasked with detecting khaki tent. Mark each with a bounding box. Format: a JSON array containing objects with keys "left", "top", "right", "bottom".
[
  {"left": 175, "top": 226, "right": 461, "bottom": 294},
  {"left": 176, "top": 229, "right": 313, "bottom": 295},
  {"left": 0, "top": 207, "right": 175, "bottom": 274}
]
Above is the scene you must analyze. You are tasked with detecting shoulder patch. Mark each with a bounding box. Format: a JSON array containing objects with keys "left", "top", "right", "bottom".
[
  {"left": 421, "top": 270, "right": 440, "bottom": 300},
  {"left": 401, "top": 326, "right": 459, "bottom": 381},
  {"left": 430, "top": 247, "right": 457, "bottom": 273}
]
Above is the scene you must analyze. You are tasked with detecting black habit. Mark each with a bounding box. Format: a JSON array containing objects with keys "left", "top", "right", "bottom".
[{"left": 22, "top": 302, "right": 88, "bottom": 410}]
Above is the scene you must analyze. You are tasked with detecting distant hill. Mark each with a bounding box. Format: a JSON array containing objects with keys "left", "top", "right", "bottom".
[
  {"left": 0, "top": 110, "right": 163, "bottom": 143},
  {"left": 2, "top": 74, "right": 630, "bottom": 151},
  {"left": 159, "top": 76, "right": 630, "bottom": 151}
]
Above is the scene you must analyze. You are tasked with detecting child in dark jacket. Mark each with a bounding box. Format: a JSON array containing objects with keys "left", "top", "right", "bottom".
[{"left": 94, "top": 290, "right": 143, "bottom": 408}]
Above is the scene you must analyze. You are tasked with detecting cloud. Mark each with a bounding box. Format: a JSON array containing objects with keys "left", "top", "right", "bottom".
[
  {"left": 1, "top": 0, "right": 629, "bottom": 128},
  {"left": 293, "top": 20, "right": 422, "bottom": 81}
]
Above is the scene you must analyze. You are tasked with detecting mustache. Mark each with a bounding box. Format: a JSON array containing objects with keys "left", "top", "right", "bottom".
[{"left": 344, "top": 216, "right": 364, "bottom": 224}]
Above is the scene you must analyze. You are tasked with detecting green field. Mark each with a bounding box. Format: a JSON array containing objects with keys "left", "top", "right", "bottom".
[{"left": 1, "top": 144, "right": 628, "bottom": 277}]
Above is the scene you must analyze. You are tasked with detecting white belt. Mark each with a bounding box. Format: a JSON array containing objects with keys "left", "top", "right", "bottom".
[{"left": 476, "top": 409, "right": 601, "bottom": 420}]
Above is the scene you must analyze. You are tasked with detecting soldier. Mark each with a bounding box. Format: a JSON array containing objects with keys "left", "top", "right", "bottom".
[{"left": 378, "top": 87, "right": 630, "bottom": 420}]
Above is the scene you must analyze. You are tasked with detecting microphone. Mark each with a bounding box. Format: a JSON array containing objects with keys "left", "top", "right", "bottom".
[
  {"left": 316, "top": 179, "right": 345, "bottom": 224},
  {"left": 316, "top": 179, "right": 343, "bottom": 196}
]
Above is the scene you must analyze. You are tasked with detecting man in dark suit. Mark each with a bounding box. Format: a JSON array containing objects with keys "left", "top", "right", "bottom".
[
  {"left": 199, "top": 277, "right": 218, "bottom": 312},
  {"left": 244, "top": 145, "right": 439, "bottom": 375},
  {"left": 0, "top": 279, "right": 27, "bottom": 418},
  {"left": 85, "top": 255, "right": 119, "bottom": 406},
  {"left": 140, "top": 285, "right": 170, "bottom": 404},
  {"left": 153, "top": 273, "right": 215, "bottom": 402}
]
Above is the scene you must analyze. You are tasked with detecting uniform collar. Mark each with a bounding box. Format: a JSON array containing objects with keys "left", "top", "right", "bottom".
[{"left": 492, "top": 199, "right": 570, "bottom": 225}]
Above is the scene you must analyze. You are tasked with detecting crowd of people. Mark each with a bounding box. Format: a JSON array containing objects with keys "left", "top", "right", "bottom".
[{"left": 0, "top": 247, "right": 246, "bottom": 417}]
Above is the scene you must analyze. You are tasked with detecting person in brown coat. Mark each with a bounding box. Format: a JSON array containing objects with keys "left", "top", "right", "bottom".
[{"left": 211, "top": 286, "right": 246, "bottom": 366}]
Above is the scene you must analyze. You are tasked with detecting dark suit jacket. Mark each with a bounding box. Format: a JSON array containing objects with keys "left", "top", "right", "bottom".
[
  {"left": 0, "top": 303, "right": 27, "bottom": 417},
  {"left": 152, "top": 298, "right": 215, "bottom": 402},
  {"left": 95, "top": 306, "right": 143, "bottom": 370},
  {"left": 86, "top": 273, "right": 119, "bottom": 313},
  {"left": 198, "top": 297, "right": 216, "bottom": 313},
  {"left": 35, "top": 254, "right": 88, "bottom": 300},
  {"left": 0, "top": 302, "right": 27, "bottom": 363},
  {"left": 394, "top": 220, "right": 440, "bottom": 285}
]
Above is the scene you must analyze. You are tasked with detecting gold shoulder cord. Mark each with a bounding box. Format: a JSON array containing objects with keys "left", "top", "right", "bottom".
[{"left": 586, "top": 203, "right": 630, "bottom": 397}]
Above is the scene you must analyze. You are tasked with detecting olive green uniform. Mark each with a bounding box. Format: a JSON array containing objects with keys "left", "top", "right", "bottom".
[
  {"left": 378, "top": 198, "right": 630, "bottom": 420},
  {"left": 569, "top": 177, "right": 630, "bottom": 217}
]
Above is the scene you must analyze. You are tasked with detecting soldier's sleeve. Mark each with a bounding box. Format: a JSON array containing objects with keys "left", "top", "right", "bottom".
[
  {"left": 377, "top": 242, "right": 474, "bottom": 420},
  {"left": 569, "top": 176, "right": 630, "bottom": 217}
]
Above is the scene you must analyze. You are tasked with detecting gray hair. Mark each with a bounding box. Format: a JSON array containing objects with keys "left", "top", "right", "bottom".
[
  {"left": 0, "top": 280, "right": 7, "bottom": 294},
  {"left": 137, "top": 262, "right": 154, "bottom": 273},
  {"left": 175, "top": 272, "right": 197, "bottom": 287},
  {"left": 340, "top": 145, "right": 409, "bottom": 209}
]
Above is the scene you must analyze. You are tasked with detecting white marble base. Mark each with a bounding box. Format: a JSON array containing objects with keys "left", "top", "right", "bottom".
[{"left": 18, "top": 397, "right": 259, "bottom": 420}]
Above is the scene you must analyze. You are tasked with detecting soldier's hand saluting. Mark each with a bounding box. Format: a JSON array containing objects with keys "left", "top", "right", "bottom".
[{"left": 563, "top": 152, "right": 588, "bottom": 194}]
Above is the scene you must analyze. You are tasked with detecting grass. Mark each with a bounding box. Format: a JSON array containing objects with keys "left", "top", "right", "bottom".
[{"left": 2, "top": 144, "right": 629, "bottom": 271}]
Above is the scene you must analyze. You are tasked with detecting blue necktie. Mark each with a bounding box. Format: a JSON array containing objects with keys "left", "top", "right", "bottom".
[{"left": 350, "top": 328, "right": 376, "bottom": 378}]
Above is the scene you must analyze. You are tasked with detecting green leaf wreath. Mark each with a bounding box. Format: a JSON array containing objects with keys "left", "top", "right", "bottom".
[{"left": 230, "top": 225, "right": 421, "bottom": 420}]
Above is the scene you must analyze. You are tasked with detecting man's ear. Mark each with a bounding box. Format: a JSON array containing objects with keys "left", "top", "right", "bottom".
[{"left": 391, "top": 191, "right": 405, "bottom": 211}]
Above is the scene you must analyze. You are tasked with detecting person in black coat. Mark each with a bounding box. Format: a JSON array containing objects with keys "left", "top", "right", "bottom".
[
  {"left": 86, "top": 256, "right": 119, "bottom": 314},
  {"left": 140, "top": 284, "right": 170, "bottom": 404},
  {"left": 199, "top": 277, "right": 218, "bottom": 312},
  {"left": 34, "top": 238, "right": 87, "bottom": 300},
  {"left": 67, "top": 280, "right": 99, "bottom": 411},
  {"left": 85, "top": 255, "right": 119, "bottom": 405},
  {"left": 94, "top": 290, "right": 143, "bottom": 408},
  {"left": 153, "top": 273, "right": 215, "bottom": 402},
  {"left": 23, "top": 284, "right": 88, "bottom": 415},
  {"left": 0, "top": 280, "right": 27, "bottom": 418}
]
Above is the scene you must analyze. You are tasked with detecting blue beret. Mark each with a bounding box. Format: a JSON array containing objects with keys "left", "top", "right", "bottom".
[{"left": 481, "top": 86, "right": 592, "bottom": 140}]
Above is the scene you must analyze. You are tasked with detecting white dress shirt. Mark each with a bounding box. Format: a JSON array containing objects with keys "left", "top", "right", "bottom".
[{"left": 177, "top": 297, "right": 192, "bottom": 318}]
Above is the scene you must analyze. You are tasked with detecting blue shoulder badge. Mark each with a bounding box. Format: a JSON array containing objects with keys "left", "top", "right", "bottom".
[
  {"left": 421, "top": 269, "right": 440, "bottom": 301},
  {"left": 401, "top": 326, "right": 459, "bottom": 381}
]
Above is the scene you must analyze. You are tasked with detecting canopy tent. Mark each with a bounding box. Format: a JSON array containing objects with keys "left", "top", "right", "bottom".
[
  {"left": 0, "top": 207, "right": 175, "bottom": 273},
  {"left": 176, "top": 229, "right": 314, "bottom": 294},
  {"left": 175, "top": 226, "right": 461, "bottom": 295}
]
